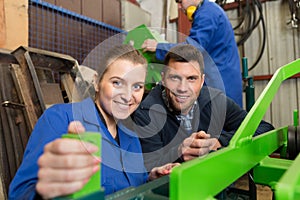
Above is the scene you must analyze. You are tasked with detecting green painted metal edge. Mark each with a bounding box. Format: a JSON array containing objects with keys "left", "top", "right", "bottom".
[
  {"left": 275, "top": 154, "right": 300, "bottom": 199},
  {"left": 230, "top": 59, "right": 300, "bottom": 147},
  {"left": 170, "top": 128, "right": 286, "bottom": 200},
  {"left": 253, "top": 155, "right": 292, "bottom": 187},
  {"left": 170, "top": 59, "right": 300, "bottom": 200},
  {"left": 294, "top": 109, "right": 299, "bottom": 127}
]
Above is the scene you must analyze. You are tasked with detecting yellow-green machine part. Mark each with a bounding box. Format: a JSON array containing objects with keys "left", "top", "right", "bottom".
[
  {"left": 123, "top": 24, "right": 167, "bottom": 91},
  {"left": 55, "top": 59, "right": 300, "bottom": 199}
]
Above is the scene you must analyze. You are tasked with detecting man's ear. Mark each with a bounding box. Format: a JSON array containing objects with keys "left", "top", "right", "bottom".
[
  {"left": 161, "top": 72, "right": 165, "bottom": 86},
  {"left": 93, "top": 73, "right": 99, "bottom": 92},
  {"left": 200, "top": 74, "right": 205, "bottom": 87}
]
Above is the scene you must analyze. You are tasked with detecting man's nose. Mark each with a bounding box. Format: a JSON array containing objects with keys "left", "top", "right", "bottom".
[{"left": 177, "top": 80, "right": 188, "bottom": 92}]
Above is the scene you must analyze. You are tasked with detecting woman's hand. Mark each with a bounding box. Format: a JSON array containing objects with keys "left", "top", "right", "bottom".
[
  {"left": 36, "top": 121, "right": 100, "bottom": 199},
  {"left": 148, "top": 162, "right": 180, "bottom": 181}
]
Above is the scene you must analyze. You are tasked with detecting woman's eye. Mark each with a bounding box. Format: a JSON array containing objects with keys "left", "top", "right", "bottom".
[
  {"left": 113, "top": 81, "right": 122, "bottom": 87},
  {"left": 133, "top": 84, "right": 144, "bottom": 90}
]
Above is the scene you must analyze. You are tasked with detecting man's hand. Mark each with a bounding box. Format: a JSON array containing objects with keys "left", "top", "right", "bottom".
[
  {"left": 36, "top": 121, "right": 100, "bottom": 199},
  {"left": 178, "top": 131, "right": 221, "bottom": 161},
  {"left": 141, "top": 39, "right": 158, "bottom": 52}
]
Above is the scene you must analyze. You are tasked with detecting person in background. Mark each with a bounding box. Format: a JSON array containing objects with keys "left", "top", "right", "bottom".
[
  {"left": 9, "top": 44, "right": 179, "bottom": 200},
  {"left": 133, "top": 44, "right": 274, "bottom": 171},
  {"left": 142, "top": 0, "right": 243, "bottom": 107}
]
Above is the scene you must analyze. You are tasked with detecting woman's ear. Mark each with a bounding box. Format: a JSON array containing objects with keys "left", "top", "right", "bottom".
[{"left": 93, "top": 73, "right": 99, "bottom": 92}]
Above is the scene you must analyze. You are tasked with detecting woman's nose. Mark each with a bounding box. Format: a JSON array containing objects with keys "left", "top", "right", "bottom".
[{"left": 120, "top": 88, "right": 132, "bottom": 102}]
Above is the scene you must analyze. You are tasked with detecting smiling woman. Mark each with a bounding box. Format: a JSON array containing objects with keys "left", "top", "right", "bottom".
[
  {"left": 8, "top": 44, "right": 179, "bottom": 199},
  {"left": 94, "top": 46, "right": 147, "bottom": 138},
  {"left": 97, "top": 60, "right": 145, "bottom": 119}
]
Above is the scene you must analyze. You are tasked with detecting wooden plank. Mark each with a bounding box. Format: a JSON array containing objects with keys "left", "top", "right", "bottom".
[
  {"left": 9, "top": 64, "right": 39, "bottom": 131},
  {"left": 103, "top": 0, "right": 121, "bottom": 28},
  {"left": 43, "top": 0, "right": 56, "bottom": 5},
  {"left": 61, "top": 73, "right": 82, "bottom": 102},
  {"left": 82, "top": 0, "right": 102, "bottom": 22},
  {"left": 0, "top": 174, "right": 6, "bottom": 200},
  {"left": 0, "top": 0, "right": 6, "bottom": 47},
  {"left": 56, "top": 0, "right": 81, "bottom": 13},
  {"left": 40, "top": 83, "right": 64, "bottom": 107}
]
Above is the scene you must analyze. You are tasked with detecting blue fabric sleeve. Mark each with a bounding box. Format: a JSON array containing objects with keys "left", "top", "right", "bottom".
[{"left": 8, "top": 105, "right": 71, "bottom": 200}]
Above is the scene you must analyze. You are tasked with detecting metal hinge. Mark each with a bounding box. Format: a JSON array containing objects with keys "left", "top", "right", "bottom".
[{"left": 2, "top": 101, "right": 25, "bottom": 110}]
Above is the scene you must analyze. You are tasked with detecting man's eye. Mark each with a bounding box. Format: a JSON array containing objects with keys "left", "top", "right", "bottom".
[
  {"left": 188, "top": 77, "right": 197, "bottom": 81},
  {"left": 170, "top": 76, "right": 180, "bottom": 81}
]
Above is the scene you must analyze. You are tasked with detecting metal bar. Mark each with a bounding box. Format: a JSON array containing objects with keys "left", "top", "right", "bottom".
[
  {"left": 253, "top": 73, "right": 300, "bottom": 81},
  {"left": 105, "top": 175, "right": 169, "bottom": 200},
  {"left": 24, "top": 51, "right": 46, "bottom": 111},
  {"left": 2, "top": 101, "right": 25, "bottom": 110},
  {"left": 9, "top": 64, "right": 38, "bottom": 131},
  {"left": 275, "top": 154, "right": 300, "bottom": 199},
  {"left": 294, "top": 110, "right": 299, "bottom": 127},
  {"left": 170, "top": 127, "right": 286, "bottom": 200},
  {"left": 230, "top": 59, "right": 300, "bottom": 147}
]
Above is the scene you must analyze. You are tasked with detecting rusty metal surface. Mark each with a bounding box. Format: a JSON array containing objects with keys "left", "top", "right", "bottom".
[
  {"left": 0, "top": 63, "right": 30, "bottom": 198},
  {"left": 0, "top": 50, "right": 17, "bottom": 65},
  {"left": 0, "top": 46, "right": 80, "bottom": 199},
  {"left": 12, "top": 46, "right": 76, "bottom": 72}
]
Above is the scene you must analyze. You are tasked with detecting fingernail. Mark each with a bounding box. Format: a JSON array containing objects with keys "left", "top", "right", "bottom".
[
  {"left": 94, "top": 157, "right": 101, "bottom": 164},
  {"left": 93, "top": 165, "right": 100, "bottom": 173},
  {"left": 86, "top": 144, "right": 98, "bottom": 152},
  {"left": 83, "top": 178, "right": 90, "bottom": 184}
]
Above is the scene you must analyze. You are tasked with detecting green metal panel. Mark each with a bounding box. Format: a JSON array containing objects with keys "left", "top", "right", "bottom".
[
  {"left": 123, "top": 24, "right": 166, "bottom": 63},
  {"left": 253, "top": 156, "right": 292, "bottom": 187},
  {"left": 123, "top": 24, "right": 167, "bottom": 90},
  {"left": 294, "top": 110, "right": 299, "bottom": 127},
  {"left": 61, "top": 132, "right": 101, "bottom": 199},
  {"left": 275, "top": 154, "right": 300, "bottom": 199}
]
